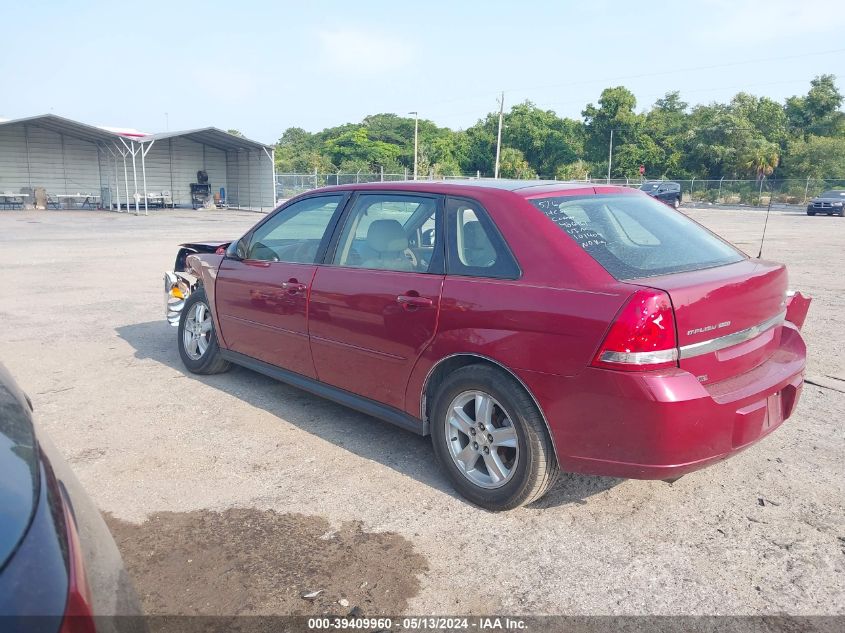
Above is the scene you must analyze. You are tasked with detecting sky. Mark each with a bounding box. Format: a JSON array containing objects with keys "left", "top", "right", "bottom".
[{"left": 2, "top": 0, "right": 844, "bottom": 143}]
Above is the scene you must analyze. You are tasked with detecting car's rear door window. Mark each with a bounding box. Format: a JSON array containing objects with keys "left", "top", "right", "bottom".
[
  {"left": 332, "top": 193, "right": 443, "bottom": 273},
  {"left": 530, "top": 193, "right": 743, "bottom": 280}
]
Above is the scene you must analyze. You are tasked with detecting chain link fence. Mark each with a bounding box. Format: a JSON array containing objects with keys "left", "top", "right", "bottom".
[
  {"left": 276, "top": 172, "right": 845, "bottom": 208},
  {"left": 584, "top": 178, "right": 845, "bottom": 207},
  {"left": 275, "top": 171, "right": 477, "bottom": 199}
]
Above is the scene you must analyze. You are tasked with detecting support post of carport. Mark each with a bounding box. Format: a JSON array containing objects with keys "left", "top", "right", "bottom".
[
  {"left": 120, "top": 138, "right": 141, "bottom": 216},
  {"left": 140, "top": 139, "right": 155, "bottom": 216},
  {"left": 113, "top": 141, "right": 131, "bottom": 213}
]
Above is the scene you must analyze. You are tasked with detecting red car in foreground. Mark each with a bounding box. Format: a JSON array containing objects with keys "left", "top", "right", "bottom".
[{"left": 164, "top": 180, "right": 811, "bottom": 510}]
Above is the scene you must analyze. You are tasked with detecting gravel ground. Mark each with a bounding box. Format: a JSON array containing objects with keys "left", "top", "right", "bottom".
[{"left": 0, "top": 206, "right": 842, "bottom": 617}]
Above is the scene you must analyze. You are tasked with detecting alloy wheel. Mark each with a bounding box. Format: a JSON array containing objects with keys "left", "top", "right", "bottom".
[
  {"left": 445, "top": 390, "right": 519, "bottom": 489},
  {"left": 183, "top": 301, "right": 212, "bottom": 360}
]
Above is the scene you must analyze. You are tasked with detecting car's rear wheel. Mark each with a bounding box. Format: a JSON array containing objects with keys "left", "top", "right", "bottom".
[
  {"left": 431, "top": 365, "right": 558, "bottom": 510},
  {"left": 178, "top": 288, "right": 231, "bottom": 375},
  {"left": 673, "top": 197, "right": 680, "bottom": 209}
]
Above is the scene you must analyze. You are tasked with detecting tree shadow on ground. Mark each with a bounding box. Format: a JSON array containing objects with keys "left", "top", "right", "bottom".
[{"left": 116, "top": 320, "right": 621, "bottom": 510}]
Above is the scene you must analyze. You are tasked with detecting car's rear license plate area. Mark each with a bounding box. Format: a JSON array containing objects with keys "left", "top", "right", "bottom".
[{"left": 732, "top": 388, "right": 792, "bottom": 449}]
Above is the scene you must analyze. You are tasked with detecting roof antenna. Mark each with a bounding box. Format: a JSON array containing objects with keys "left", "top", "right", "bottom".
[{"left": 757, "top": 184, "right": 773, "bottom": 259}]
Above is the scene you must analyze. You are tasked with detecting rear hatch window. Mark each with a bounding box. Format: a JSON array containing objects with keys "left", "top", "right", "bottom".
[{"left": 529, "top": 193, "right": 744, "bottom": 280}]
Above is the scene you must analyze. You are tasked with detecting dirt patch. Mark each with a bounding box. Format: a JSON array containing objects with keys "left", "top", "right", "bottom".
[{"left": 105, "top": 509, "right": 428, "bottom": 616}]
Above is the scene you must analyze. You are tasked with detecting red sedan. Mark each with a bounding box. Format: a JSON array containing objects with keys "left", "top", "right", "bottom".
[{"left": 164, "top": 180, "right": 811, "bottom": 510}]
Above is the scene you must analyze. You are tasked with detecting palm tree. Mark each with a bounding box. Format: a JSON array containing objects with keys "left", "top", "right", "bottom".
[{"left": 743, "top": 140, "right": 779, "bottom": 181}]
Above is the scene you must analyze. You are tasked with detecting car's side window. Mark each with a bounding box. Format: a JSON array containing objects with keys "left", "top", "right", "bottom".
[
  {"left": 246, "top": 195, "right": 343, "bottom": 263},
  {"left": 445, "top": 197, "right": 519, "bottom": 279},
  {"left": 332, "top": 194, "right": 441, "bottom": 273}
]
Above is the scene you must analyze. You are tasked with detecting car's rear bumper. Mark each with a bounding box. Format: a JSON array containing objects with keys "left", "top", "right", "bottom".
[{"left": 523, "top": 322, "right": 807, "bottom": 480}]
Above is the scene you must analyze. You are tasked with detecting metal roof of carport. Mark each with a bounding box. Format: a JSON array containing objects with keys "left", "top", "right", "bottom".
[
  {"left": 0, "top": 113, "right": 120, "bottom": 143},
  {"left": 134, "top": 127, "right": 272, "bottom": 151}
]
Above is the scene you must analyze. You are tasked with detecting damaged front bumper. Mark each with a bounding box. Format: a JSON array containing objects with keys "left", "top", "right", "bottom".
[{"left": 163, "top": 271, "right": 198, "bottom": 326}]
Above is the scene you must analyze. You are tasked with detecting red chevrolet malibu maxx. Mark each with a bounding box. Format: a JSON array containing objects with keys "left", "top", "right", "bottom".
[{"left": 164, "top": 180, "right": 811, "bottom": 510}]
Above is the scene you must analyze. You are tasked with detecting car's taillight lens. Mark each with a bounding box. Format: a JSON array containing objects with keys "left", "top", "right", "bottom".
[
  {"left": 58, "top": 492, "right": 96, "bottom": 633},
  {"left": 592, "top": 289, "right": 678, "bottom": 371}
]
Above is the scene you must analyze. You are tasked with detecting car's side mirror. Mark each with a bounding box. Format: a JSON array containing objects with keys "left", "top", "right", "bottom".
[
  {"left": 421, "top": 228, "right": 436, "bottom": 247},
  {"left": 227, "top": 238, "right": 247, "bottom": 260}
]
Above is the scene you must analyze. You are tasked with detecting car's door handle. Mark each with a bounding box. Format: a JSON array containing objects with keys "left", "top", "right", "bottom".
[
  {"left": 396, "top": 294, "right": 434, "bottom": 309},
  {"left": 280, "top": 280, "right": 307, "bottom": 293}
]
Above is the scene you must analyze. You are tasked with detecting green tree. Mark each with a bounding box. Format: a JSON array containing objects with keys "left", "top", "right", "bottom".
[
  {"left": 781, "top": 135, "right": 845, "bottom": 179},
  {"left": 555, "top": 160, "right": 591, "bottom": 180},
  {"left": 740, "top": 139, "right": 780, "bottom": 180},
  {"left": 501, "top": 101, "right": 583, "bottom": 178},
  {"left": 323, "top": 127, "right": 402, "bottom": 171},
  {"left": 643, "top": 91, "right": 689, "bottom": 177},
  {"left": 498, "top": 147, "right": 537, "bottom": 179},
  {"left": 582, "top": 86, "right": 644, "bottom": 176},
  {"left": 786, "top": 74, "right": 845, "bottom": 137}
]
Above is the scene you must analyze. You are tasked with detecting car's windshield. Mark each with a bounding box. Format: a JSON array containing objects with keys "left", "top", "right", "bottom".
[
  {"left": 639, "top": 183, "right": 660, "bottom": 192},
  {"left": 529, "top": 193, "right": 744, "bottom": 280},
  {"left": 819, "top": 190, "right": 845, "bottom": 198}
]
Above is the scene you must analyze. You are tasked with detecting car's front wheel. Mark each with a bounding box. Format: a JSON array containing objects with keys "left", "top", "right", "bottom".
[
  {"left": 431, "top": 365, "right": 558, "bottom": 510},
  {"left": 177, "top": 288, "right": 231, "bottom": 375}
]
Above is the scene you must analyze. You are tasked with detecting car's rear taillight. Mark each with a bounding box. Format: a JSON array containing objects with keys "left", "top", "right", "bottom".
[
  {"left": 592, "top": 289, "right": 678, "bottom": 371},
  {"left": 58, "top": 491, "right": 96, "bottom": 633}
]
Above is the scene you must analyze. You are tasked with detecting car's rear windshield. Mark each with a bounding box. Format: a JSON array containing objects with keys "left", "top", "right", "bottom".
[
  {"left": 820, "top": 190, "right": 845, "bottom": 198},
  {"left": 529, "top": 193, "right": 744, "bottom": 280}
]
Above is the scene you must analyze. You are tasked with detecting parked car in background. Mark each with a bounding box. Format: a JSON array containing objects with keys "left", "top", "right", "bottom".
[
  {"left": 639, "top": 181, "right": 682, "bottom": 208},
  {"left": 164, "top": 180, "right": 810, "bottom": 510},
  {"left": 806, "top": 190, "right": 845, "bottom": 216},
  {"left": 0, "top": 363, "right": 144, "bottom": 633}
]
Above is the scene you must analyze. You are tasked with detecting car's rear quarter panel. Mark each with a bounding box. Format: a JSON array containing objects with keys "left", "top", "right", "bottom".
[{"left": 404, "top": 189, "right": 635, "bottom": 423}]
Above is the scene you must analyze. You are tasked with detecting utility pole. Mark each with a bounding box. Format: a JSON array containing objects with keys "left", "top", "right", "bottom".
[
  {"left": 607, "top": 129, "right": 614, "bottom": 182},
  {"left": 408, "top": 111, "right": 419, "bottom": 180},
  {"left": 494, "top": 92, "right": 504, "bottom": 179}
]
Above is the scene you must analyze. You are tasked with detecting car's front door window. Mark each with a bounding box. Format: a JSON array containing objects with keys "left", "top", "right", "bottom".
[{"left": 246, "top": 195, "right": 343, "bottom": 263}]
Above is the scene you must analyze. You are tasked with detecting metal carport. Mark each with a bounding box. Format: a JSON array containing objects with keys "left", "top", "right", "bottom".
[
  {"left": 129, "top": 128, "right": 276, "bottom": 214},
  {"left": 0, "top": 114, "right": 118, "bottom": 209},
  {"left": 0, "top": 115, "right": 276, "bottom": 215}
]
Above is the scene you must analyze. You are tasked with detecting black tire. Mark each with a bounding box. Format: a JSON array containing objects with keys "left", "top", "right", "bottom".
[
  {"left": 177, "top": 288, "right": 231, "bottom": 375},
  {"left": 431, "top": 365, "right": 559, "bottom": 510},
  {"left": 807, "top": 211, "right": 815, "bottom": 216},
  {"left": 673, "top": 196, "right": 681, "bottom": 209}
]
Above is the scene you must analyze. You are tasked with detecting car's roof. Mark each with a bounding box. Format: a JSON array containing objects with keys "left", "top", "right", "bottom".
[{"left": 307, "top": 179, "right": 630, "bottom": 197}]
